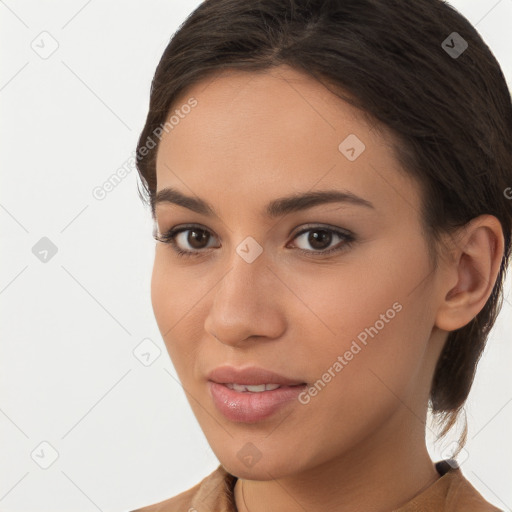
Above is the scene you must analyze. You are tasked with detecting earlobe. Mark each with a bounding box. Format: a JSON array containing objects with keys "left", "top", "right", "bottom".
[{"left": 435, "top": 215, "right": 504, "bottom": 332}]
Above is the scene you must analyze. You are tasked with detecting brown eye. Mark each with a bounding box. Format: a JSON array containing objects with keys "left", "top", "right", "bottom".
[
  {"left": 184, "top": 228, "right": 211, "bottom": 249},
  {"left": 154, "top": 224, "right": 219, "bottom": 257},
  {"left": 291, "top": 226, "right": 354, "bottom": 255},
  {"left": 305, "top": 229, "right": 333, "bottom": 250}
]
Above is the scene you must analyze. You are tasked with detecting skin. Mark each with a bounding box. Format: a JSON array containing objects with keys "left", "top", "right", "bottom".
[{"left": 150, "top": 64, "right": 504, "bottom": 512}]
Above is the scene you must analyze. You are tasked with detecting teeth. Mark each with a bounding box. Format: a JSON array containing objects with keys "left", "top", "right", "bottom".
[{"left": 225, "top": 383, "right": 282, "bottom": 392}]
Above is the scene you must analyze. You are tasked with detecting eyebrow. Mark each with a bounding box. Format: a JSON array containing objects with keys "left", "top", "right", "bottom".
[{"left": 153, "top": 187, "right": 375, "bottom": 218}]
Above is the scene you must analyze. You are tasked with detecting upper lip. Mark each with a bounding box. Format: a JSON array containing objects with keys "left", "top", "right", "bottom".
[{"left": 207, "top": 366, "right": 306, "bottom": 386}]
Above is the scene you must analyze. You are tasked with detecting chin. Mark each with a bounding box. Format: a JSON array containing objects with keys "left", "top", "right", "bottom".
[{"left": 216, "top": 448, "right": 306, "bottom": 480}]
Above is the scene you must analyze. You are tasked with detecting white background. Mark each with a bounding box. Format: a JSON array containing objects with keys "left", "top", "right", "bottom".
[{"left": 1, "top": 1, "right": 511, "bottom": 511}]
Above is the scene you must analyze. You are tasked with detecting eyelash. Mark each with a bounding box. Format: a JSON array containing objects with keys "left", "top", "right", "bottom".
[{"left": 153, "top": 223, "right": 355, "bottom": 259}]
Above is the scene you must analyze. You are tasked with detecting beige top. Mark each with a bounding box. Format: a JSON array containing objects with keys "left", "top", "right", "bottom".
[{"left": 131, "top": 460, "right": 503, "bottom": 512}]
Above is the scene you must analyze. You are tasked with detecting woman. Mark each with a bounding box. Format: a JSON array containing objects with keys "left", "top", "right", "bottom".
[{"left": 132, "top": 0, "right": 511, "bottom": 510}]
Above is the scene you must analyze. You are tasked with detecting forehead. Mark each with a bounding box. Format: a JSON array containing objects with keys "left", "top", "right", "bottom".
[
  {"left": 159, "top": 64, "right": 368, "bottom": 150},
  {"left": 154, "top": 65, "right": 421, "bottom": 220}
]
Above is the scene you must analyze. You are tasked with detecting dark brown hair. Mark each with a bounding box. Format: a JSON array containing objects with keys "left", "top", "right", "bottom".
[{"left": 135, "top": 0, "right": 512, "bottom": 451}]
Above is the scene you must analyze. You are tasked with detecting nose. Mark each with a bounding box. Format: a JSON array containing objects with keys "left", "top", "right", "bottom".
[{"left": 204, "top": 251, "right": 286, "bottom": 347}]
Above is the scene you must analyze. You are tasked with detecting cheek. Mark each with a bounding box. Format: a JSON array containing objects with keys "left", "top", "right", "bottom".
[
  {"left": 150, "top": 253, "right": 173, "bottom": 332},
  {"left": 150, "top": 253, "right": 191, "bottom": 361},
  {"left": 296, "top": 241, "right": 432, "bottom": 398},
  {"left": 286, "top": 261, "right": 406, "bottom": 344},
  {"left": 150, "top": 250, "right": 201, "bottom": 330},
  {"left": 295, "top": 296, "right": 430, "bottom": 457},
  {"left": 150, "top": 252, "right": 211, "bottom": 377},
  {"left": 323, "top": 236, "right": 430, "bottom": 339}
]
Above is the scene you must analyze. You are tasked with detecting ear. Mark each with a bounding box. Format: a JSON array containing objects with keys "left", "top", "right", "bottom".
[{"left": 435, "top": 215, "right": 504, "bottom": 332}]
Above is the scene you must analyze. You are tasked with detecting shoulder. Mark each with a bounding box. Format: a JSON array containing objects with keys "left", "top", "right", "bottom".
[
  {"left": 444, "top": 468, "right": 503, "bottom": 512},
  {"left": 395, "top": 461, "right": 504, "bottom": 512},
  {"left": 129, "top": 464, "right": 237, "bottom": 512},
  {"left": 429, "top": 460, "right": 503, "bottom": 512}
]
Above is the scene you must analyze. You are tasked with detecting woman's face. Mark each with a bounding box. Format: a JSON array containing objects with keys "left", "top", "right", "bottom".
[{"left": 151, "top": 65, "right": 448, "bottom": 479}]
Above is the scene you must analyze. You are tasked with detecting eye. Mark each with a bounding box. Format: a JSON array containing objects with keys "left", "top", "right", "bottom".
[
  {"left": 288, "top": 225, "right": 355, "bottom": 257},
  {"left": 154, "top": 224, "right": 218, "bottom": 257},
  {"left": 154, "top": 223, "right": 355, "bottom": 258}
]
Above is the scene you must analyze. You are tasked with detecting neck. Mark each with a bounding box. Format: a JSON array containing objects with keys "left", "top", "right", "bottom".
[{"left": 234, "top": 407, "right": 440, "bottom": 512}]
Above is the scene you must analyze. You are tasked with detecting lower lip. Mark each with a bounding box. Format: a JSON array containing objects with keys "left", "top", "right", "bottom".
[{"left": 208, "top": 381, "right": 307, "bottom": 423}]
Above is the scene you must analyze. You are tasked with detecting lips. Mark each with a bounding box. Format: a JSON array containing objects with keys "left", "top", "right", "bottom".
[
  {"left": 208, "top": 381, "right": 307, "bottom": 422},
  {"left": 207, "top": 365, "right": 306, "bottom": 387},
  {"left": 206, "top": 366, "right": 307, "bottom": 422}
]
